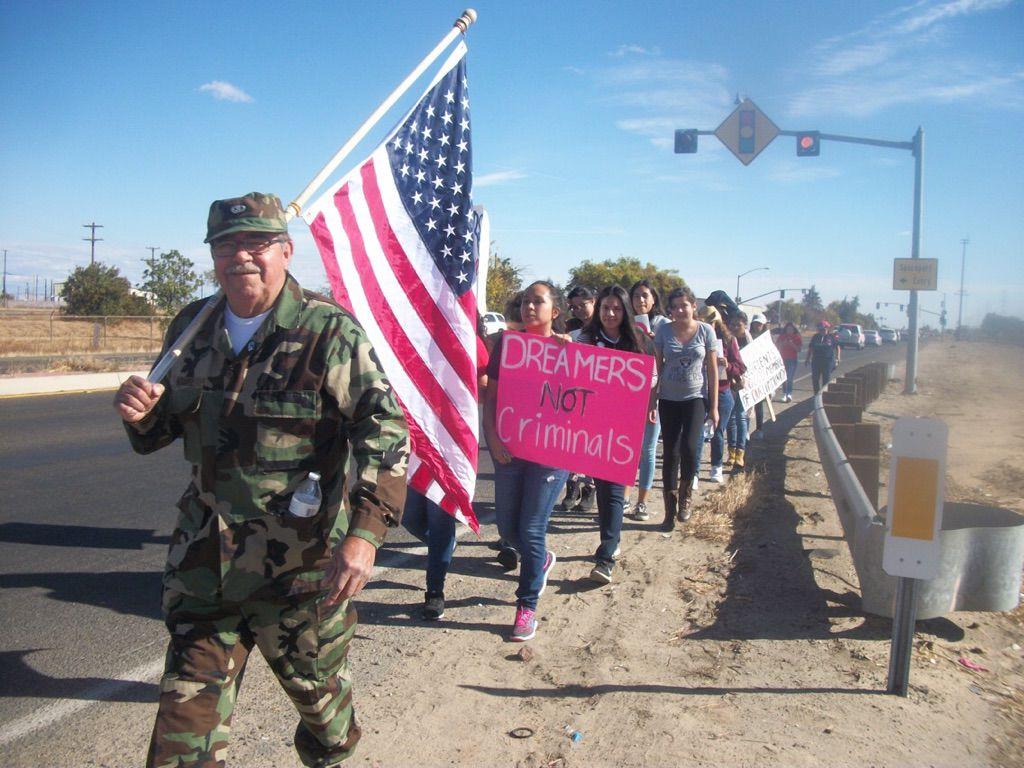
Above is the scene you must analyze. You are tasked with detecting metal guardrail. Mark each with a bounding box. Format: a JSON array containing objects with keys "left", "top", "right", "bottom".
[{"left": 812, "top": 371, "right": 1024, "bottom": 620}]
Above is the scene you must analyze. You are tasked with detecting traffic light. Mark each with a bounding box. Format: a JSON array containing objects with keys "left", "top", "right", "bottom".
[
  {"left": 900, "top": 304, "right": 905, "bottom": 312},
  {"left": 739, "top": 109, "right": 755, "bottom": 154},
  {"left": 876, "top": 302, "right": 881, "bottom": 310},
  {"left": 674, "top": 129, "right": 698, "bottom": 154},
  {"left": 796, "top": 131, "right": 820, "bottom": 157},
  {"left": 780, "top": 290, "right": 786, "bottom": 298}
]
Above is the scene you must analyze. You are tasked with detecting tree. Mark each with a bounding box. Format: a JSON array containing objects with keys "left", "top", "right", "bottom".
[
  {"left": 141, "top": 250, "right": 202, "bottom": 312},
  {"left": 800, "top": 284, "right": 824, "bottom": 327},
  {"left": 566, "top": 257, "right": 685, "bottom": 303},
  {"left": 486, "top": 245, "right": 523, "bottom": 315},
  {"left": 830, "top": 295, "right": 860, "bottom": 324},
  {"left": 62, "top": 262, "right": 151, "bottom": 316}
]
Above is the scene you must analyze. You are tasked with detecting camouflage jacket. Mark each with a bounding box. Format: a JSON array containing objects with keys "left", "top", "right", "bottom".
[{"left": 126, "top": 274, "right": 409, "bottom": 602}]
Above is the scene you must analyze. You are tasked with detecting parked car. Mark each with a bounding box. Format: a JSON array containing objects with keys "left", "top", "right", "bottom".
[
  {"left": 482, "top": 312, "right": 506, "bottom": 336},
  {"left": 879, "top": 327, "right": 898, "bottom": 343},
  {"left": 863, "top": 329, "right": 882, "bottom": 346},
  {"left": 837, "top": 323, "right": 865, "bottom": 349}
]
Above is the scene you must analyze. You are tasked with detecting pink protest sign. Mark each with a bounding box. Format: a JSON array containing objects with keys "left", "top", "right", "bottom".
[{"left": 494, "top": 331, "right": 654, "bottom": 485}]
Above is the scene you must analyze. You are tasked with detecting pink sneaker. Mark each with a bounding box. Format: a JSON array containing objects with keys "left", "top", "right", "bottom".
[
  {"left": 510, "top": 605, "right": 537, "bottom": 642},
  {"left": 538, "top": 550, "right": 556, "bottom": 596}
]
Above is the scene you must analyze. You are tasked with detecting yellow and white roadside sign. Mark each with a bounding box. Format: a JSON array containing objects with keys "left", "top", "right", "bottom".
[
  {"left": 883, "top": 418, "right": 947, "bottom": 579},
  {"left": 892, "top": 257, "right": 938, "bottom": 291}
]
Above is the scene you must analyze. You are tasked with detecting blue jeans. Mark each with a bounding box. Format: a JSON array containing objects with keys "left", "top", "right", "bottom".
[
  {"left": 402, "top": 488, "right": 457, "bottom": 594},
  {"left": 784, "top": 358, "right": 798, "bottom": 396},
  {"left": 494, "top": 458, "right": 569, "bottom": 610},
  {"left": 637, "top": 417, "right": 660, "bottom": 491},
  {"left": 727, "top": 393, "right": 748, "bottom": 451},
  {"left": 594, "top": 480, "right": 625, "bottom": 566},
  {"left": 711, "top": 389, "right": 735, "bottom": 468}
]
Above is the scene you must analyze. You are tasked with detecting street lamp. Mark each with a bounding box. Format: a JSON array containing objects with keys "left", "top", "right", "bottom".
[{"left": 736, "top": 266, "right": 769, "bottom": 303}]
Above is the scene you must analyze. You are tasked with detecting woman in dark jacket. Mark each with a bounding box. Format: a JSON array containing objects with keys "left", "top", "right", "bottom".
[{"left": 577, "top": 284, "right": 656, "bottom": 583}]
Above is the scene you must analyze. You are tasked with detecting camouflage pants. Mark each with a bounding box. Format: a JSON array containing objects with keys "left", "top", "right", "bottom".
[{"left": 146, "top": 588, "right": 360, "bottom": 768}]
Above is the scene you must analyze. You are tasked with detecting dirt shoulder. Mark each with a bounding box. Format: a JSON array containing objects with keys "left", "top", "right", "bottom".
[{"left": 8, "top": 339, "right": 1023, "bottom": 768}]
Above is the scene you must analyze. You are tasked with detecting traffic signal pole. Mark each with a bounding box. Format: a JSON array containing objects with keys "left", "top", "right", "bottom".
[{"left": 676, "top": 108, "right": 925, "bottom": 394}]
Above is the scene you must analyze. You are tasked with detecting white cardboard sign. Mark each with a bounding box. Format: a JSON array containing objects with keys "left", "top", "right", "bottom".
[{"left": 737, "top": 332, "right": 787, "bottom": 412}]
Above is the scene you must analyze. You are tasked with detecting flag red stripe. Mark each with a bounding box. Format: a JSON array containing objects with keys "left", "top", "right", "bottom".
[
  {"left": 309, "top": 212, "right": 352, "bottom": 312},
  {"left": 360, "top": 159, "right": 477, "bottom": 395},
  {"left": 332, "top": 181, "right": 479, "bottom": 472}
]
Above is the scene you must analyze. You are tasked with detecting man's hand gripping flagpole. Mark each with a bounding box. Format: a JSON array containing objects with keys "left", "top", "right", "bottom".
[{"left": 145, "top": 8, "right": 479, "bottom": 386}]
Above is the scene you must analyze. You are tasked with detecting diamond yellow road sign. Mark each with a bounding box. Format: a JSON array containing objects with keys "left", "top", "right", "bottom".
[
  {"left": 715, "top": 98, "right": 779, "bottom": 166},
  {"left": 892, "top": 258, "right": 938, "bottom": 291}
]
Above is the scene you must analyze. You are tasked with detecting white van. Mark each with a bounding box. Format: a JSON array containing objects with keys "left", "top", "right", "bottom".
[{"left": 837, "top": 323, "right": 865, "bottom": 349}]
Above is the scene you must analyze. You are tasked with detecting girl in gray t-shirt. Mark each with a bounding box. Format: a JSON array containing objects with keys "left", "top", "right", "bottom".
[
  {"left": 655, "top": 319, "right": 716, "bottom": 402},
  {"left": 653, "top": 288, "right": 719, "bottom": 530}
]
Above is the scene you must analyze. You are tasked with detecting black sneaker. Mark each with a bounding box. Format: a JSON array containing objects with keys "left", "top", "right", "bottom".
[
  {"left": 576, "top": 483, "right": 597, "bottom": 512},
  {"left": 497, "top": 545, "right": 519, "bottom": 571},
  {"left": 422, "top": 591, "right": 445, "bottom": 621},
  {"left": 589, "top": 562, "right": 613, "bottom": 584},
  {"left": 557, "top": 479, "right": 582, "bottom": 511}
]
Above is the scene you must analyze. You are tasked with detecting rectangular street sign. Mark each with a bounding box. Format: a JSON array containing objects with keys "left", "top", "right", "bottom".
[{"left": 892, "top": 258, "right": 938, "bottom": 291}]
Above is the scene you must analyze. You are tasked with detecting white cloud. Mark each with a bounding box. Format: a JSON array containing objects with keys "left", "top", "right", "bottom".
[
  {"left": 609, "top": 44, "right": 662, "bottom": 58},
  {"left": 789, "top": 0, "right": 1022, "bottom": 118},
  {"left": 596, "top": 58, "right": 734, "bottom": 144},
  {"left": 893, "top": 0, "right": 1014, "bottom": 34},
  {"left": 474, "top": 170, "right": 527, "bottom": 188},
  {"left": 764, "top": 161, "right": 842, "bottom": 184},
  {"left": 199, "top": 81, "right": 254, "bottom": 103}
]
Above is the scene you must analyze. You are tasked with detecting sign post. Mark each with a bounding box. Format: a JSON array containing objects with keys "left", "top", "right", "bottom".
[{"left": 883, "top": 417, "right": 948, "bottom": 696}]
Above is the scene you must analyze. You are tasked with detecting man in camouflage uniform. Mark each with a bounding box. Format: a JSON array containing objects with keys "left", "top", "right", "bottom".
[{"left": 114, "top": 192, "right": 409, "bottom": 767}]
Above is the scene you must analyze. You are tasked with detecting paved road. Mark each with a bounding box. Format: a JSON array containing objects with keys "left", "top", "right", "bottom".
[{"left": 0, "top": 339, "right": 903, "bottom": 736}]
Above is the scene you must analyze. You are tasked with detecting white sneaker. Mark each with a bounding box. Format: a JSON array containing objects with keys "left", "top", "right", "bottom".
[
  {"left": 691, "top": 475, "right": 699, "bottom": 492},
  {"left": 710, "top": 467, "right": 725, "bottom": 484}
]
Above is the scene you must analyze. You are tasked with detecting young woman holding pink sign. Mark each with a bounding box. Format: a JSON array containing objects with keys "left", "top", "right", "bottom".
[
  {"left": 483, "top": 281, "right": 571, "bottom": 642},
  {"left": 577, "top": 284, "right": 657, "bottom": 584}
]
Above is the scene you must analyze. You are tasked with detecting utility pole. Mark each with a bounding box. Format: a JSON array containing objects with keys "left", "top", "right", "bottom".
[
  {"left": 2, "top": 249, "right": 7, "bottom": 307},
  {"left": 957, "top": 238, "right": 968, "bottom": 337},
  {"left": 145, "top": 246, "right": 160, "bottom": 288},
  {"left": 82, "top": 222, "right": 104, "bottom": 264}
]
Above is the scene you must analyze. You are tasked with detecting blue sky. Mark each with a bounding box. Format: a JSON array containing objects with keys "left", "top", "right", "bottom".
[{"left": 1, "top": 0, "right": 1022, "bottom": 327}]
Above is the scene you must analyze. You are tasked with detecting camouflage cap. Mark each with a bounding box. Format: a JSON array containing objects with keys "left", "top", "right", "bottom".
[{"left": 205, "top": 192, "right": 288, "bottom": 243}]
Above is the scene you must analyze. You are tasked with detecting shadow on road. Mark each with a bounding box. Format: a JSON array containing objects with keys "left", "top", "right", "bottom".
[
  {"left": 459, "top": 682, "right": 885, "bottom": 698},
  {"left": 0, "top": 570, "right": 163, "bottom": 620},
  {"left": 0, "top": 650, "right": 157, "bottom": 702},
  {"left": 0, "top": 522, "right": 170, "bottom": 550}
]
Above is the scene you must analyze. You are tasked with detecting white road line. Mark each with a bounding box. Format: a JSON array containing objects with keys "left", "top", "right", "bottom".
[
  {"left": 0, "top": 657, "right": 166, "bottom": 747},
  {"left": 0, "top": 544, "right": 436, "bottom": 747}
]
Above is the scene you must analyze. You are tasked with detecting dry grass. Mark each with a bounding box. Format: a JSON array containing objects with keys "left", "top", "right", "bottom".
[
  {"left": 689, "top": 468, "right": 764, "bottom": 543},
  {"left": 0, "top": 310, "right": 169, "bottom": 356}
]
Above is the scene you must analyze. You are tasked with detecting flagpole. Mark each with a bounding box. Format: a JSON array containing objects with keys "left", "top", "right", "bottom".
[
  {"left": 286, "top": 8, "right": 477, "bottom": 220},
  {"left": 147, "top": 8, "right": 478, "bottom": 385}
]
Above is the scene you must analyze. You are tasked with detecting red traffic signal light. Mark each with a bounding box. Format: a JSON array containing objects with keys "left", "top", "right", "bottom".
[{"left": 796, "top": 131, "right": 820, "bottom": 157}]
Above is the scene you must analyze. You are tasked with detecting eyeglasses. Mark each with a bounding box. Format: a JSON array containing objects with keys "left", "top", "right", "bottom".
[{"left": 211, "top": 235, "right": 287, "bottom": 258}]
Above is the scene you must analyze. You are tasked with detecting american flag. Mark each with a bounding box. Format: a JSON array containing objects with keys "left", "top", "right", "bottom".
[{"left": 303, "top": 42, "right": 480, "bottom": 531}]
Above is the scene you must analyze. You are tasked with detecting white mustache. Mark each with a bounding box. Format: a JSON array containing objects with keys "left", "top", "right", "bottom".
[{"left": 226, "top": 264, "right": 261, "bottom": 275}]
